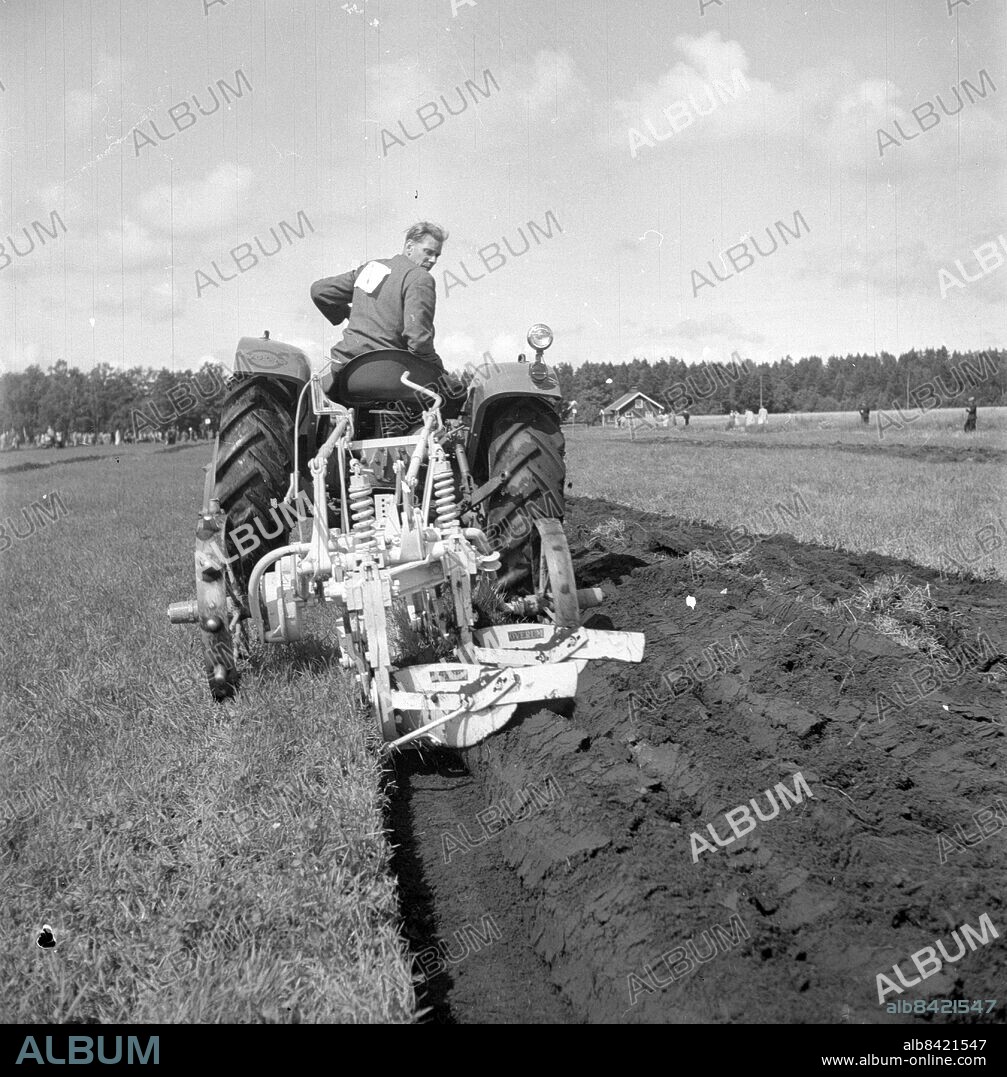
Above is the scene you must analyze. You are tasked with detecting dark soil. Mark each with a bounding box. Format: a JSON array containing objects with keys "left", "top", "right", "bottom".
[
  {"left": 386, "top": 750, "right": 577, "bottom": 1024},
  {"left": 388, "top": 496, "right": 1007, "bottom": 1024}
]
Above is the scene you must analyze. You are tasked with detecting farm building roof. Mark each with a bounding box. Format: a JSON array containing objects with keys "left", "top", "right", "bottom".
[{"left": 603, "top": 391, "right": 665, "bottom": 414}]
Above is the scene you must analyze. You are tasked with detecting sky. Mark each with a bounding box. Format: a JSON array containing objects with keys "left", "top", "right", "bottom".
[{"left": 0, "top": 0, "right": 1004, "bottom": 376}]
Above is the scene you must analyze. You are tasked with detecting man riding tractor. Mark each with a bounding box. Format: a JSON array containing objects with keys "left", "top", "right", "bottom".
[
  {"left": 311, "top": 221, "right": 449, "bottom": 385},
  {"left": 170, "top": 221, "right": 645, "bottom": 729}
]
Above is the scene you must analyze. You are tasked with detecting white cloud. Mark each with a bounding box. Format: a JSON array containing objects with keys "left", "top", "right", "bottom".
[
  {"left": 138, "top": 163, "right": 253, "bottom": 238},
  {"left": 438, "top": 332, "right": 478, "bottom": 368},
  {"left": 825, "top": 74, "right": 1005, "bottom": 175},
  {"left": 612, "top": 32, "right": 774, "bottom": 146},
  {"left": 520, "top": 50, "right": 590, "bottom": 119},
  {"left": 366, "top": 48, "right": 589, "bottom": 154},
  {"left": 673, "top": 32, "right": 750, "bottom": 83}
]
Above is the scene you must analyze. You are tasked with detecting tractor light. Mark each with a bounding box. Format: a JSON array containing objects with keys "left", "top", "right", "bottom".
[{"left": 526, "top": 323, "right": 553, "bottom": 352}]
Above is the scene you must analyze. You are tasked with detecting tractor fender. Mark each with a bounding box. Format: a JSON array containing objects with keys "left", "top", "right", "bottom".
[
  {"left": 234, "top": 336, "right": 311, "bottom": 384},
  {"left": 466, "top": 361, "right": 562, "bottom": 473}
]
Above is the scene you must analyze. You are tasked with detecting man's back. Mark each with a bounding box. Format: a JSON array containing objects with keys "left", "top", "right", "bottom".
[{"left": 312, "top": 251, "right": 441, "bottom": 366}]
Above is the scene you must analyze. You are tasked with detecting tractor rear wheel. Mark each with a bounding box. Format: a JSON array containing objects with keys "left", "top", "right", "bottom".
[
  {"left": 484, "top": 401, "right": 566, "bottom": 591},
  {"left": 213, "top": 374, "right": 302, "bottom": 589},
  {"left": 206, "top": 375, "right": 303, "bottom": 701}
]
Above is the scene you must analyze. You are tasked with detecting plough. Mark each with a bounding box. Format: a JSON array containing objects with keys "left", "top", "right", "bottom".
[{"left": 168, "top": 325, "right": 644, "bottom": 748}]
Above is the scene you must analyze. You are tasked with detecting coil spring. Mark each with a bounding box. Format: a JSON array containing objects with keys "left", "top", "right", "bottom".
[
  {"left": 433, "top": 464, "right": 460, "bottom": 533},
  {"left": 350, "top": 480, "right": 376, "bottom": 550}
]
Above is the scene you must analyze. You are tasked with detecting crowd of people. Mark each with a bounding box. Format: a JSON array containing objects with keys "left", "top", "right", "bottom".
[
  {"left": 724, "top": 406, "right": 770, "bottom": 431},
  {"left": 0, "top": 425, "right": 212, "bottom": 451},
  {"left": 610, "top": 399, "right": 981, "bottom": 434}
]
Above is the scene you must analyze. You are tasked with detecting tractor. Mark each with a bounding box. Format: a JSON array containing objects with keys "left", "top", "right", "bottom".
[{"left": 167, "top": 323, "right": 643, "bottom": 749}]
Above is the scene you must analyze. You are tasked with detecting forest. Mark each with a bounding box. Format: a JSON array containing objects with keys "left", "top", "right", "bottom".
[
  {"left": 0, "top": 347, "right": 1003, "bottom": 437},
  {"left": 551, "top": 348, "right": 1005, "bottom": 421}
]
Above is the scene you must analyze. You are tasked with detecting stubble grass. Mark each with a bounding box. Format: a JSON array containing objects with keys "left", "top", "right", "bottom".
[
  {"left": 0, "top": 443, "right": 415, "bottom": 1023},
  {"left": 568, "top": 409, "right": 1007, "bottom": 579}
]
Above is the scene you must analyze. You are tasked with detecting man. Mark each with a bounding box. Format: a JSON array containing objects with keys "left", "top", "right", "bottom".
[
  {"left": 858, "top": 403, "right": 870, "bottom": 425},
  {"left": 964, "top": 397, "right": 977, "bottom": 433},
  {"left": 310, "top": 222, "right": 448, "bottom": 381},
  {"left": 757, "top": 404, "right": 768, "bottom": 431}
]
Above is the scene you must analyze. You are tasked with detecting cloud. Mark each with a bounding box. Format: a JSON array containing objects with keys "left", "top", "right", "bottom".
[
  {"left": 518, "top": 49, "right": 590, "bottom": 121},
  {"left": 824, "top": 73, "right": 1005, "bottom": 177},
  {"left": 610, "top": 32, "right": 795, "bottom": 155},
  {"left": 799, "top": 228, "right": 1007, "bottom": 304},
  {"left": 138, "top": 163, "right": 253, "bottom": 238},
  {"left": 673, "top": 32, "right": 750, "bottom": 82},
  {"left": 438, "top": 332, "right": 478, "bottom": 368},
  {"left": 366, "top": 48, "right": 590, "bottom": 155}
]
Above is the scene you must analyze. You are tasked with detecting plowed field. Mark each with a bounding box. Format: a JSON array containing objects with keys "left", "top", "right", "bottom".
[{"left": 392, "top": 495, "right": 1007, "bottom": 1024}]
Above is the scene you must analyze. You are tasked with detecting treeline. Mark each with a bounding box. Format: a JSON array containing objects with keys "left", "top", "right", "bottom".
[
  {"left": 0, "top": 360, "right": 229, "bottom": 438},
  {"left": 2, "top": 348, "right": 1004, "bottom": 436},
  {"left": 553, "top": 348, "right": 1006, "bottom": 421}
]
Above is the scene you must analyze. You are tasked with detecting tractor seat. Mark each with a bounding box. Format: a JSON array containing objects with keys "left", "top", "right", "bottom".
[{"left": 327, "top": 350, "right": 451, "bottom": 406}]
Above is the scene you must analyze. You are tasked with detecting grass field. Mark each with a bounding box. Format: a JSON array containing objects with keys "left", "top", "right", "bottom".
[
  {"left": 0, "top": 443, "right": 414, "bottom": 1023},
  {"left": 568, "top": 407, "right": 1007, "bottom": 580}
]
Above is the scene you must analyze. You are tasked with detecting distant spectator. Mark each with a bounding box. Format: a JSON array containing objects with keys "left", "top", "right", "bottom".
[
  {"left": 964, "top": 397, "right": 977, "bottom": 433},
  {"left": 681, "top": 409, "right": 690, "bottom": 427},
  {"left": 744, "top": 408, "right": 755, "bottom": 432},
  {"left": 757, "top": 405, "right": 768, "bottom": 431},
  {"left": 725, "top": 409, "right": 738, "bottom": 430},
  {"left": 858, "top": 403, "right": 870, "bottom": 425}
]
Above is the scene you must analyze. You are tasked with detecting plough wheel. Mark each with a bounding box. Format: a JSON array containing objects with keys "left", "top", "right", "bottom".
[{"left": 534, "top": 518, "right": 580, "bottom": 627}]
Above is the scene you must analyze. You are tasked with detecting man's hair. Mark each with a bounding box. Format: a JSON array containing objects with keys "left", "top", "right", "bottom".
[{"left": 405, "top": 221, "right": 449, "bottom": 245}]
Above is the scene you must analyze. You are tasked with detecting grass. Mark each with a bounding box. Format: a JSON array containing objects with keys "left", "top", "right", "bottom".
[
  {"left": 568, "top": 409, "right": 1007, "bottom": 579},
  {"left": 0, "top": 443, "right": 415, "bottom": 1023}
]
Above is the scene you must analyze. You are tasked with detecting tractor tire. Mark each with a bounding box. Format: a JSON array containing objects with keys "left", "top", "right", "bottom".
[
  {"left": 484, "top": 400, "right": 566, "bottom": 591},
  {"left": 213, "top": 375, "right": 301, "bottom": 589}
]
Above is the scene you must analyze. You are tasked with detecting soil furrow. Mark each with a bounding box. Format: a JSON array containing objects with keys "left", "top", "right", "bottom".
[{"left": 452, "top": 497, "right": 1007, "bottom": 1023}]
